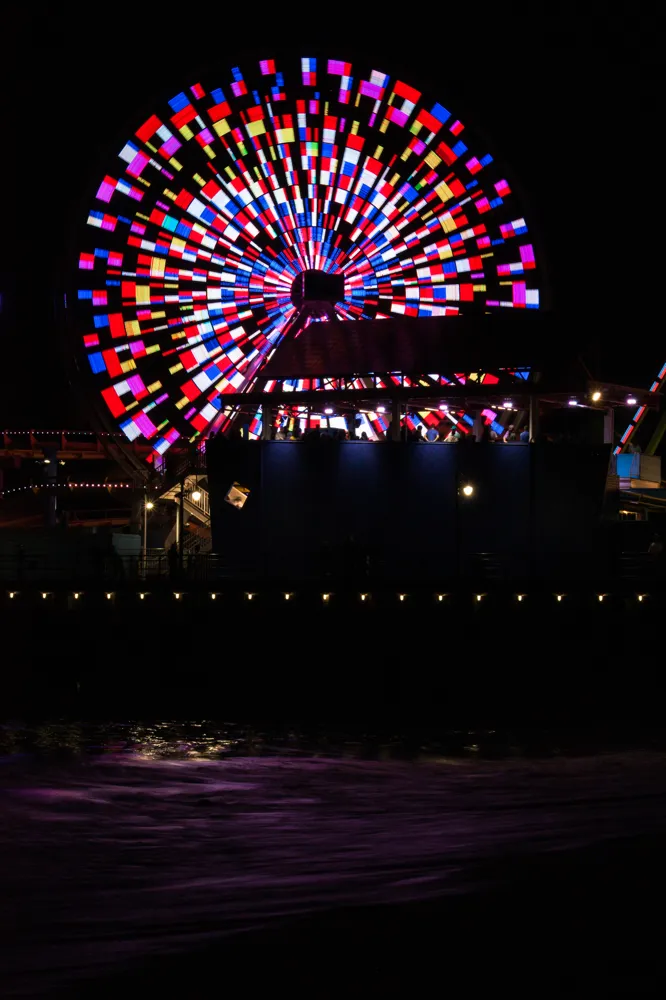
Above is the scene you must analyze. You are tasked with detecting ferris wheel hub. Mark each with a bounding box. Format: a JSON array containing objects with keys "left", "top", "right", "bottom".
[{"left": 290, "top": 270, "right": 345, "bottom": 310}]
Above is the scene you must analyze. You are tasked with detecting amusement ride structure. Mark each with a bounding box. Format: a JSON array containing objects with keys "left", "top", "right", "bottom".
[{"left": 4, "top": 55, "right": 664, "bottom": 549}]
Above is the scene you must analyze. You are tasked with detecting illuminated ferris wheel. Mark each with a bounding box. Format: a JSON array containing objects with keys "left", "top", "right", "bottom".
[{"left": 72, "top": 56, "right": 543, "bottom": 464}]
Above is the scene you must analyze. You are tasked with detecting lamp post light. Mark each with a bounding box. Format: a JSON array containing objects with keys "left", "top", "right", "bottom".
[
  {"left": 455, "top": 477, "right": 476, "bottom": 579},
  {"left": 143, "top": 497, "right": 154, "bottom": 567}
]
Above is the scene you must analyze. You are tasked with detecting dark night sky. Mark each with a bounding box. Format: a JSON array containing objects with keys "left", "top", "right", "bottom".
[{"left": 0, "top": 6, "right": 661, "bottom": 426}]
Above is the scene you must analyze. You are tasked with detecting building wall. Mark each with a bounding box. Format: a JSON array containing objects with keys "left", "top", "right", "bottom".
[{"left": 208, "top": 441, "right": 611, "bottom": 579}]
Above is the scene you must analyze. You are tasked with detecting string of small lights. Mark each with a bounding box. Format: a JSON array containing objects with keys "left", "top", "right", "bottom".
[
  {"left": 0, "top": 482, "right": 133, "bottom": 498},
  {"left": 2, "top": 590, "right": 653, "bottom": 603},
  {"left": 1, "top": 430, "right": 109, "bottom": 436}
]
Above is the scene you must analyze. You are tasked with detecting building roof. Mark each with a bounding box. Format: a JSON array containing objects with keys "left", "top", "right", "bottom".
[{"left": 262, "top": 313, "right": 558, "bottom": 380}]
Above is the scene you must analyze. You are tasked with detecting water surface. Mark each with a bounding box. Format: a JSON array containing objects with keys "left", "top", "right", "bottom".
[{"left": 2, "top": 722, "right": 666, "bottom": 996}]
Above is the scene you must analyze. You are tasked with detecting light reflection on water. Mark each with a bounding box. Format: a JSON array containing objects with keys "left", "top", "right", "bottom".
[{"left": 2, "top": 722, "right": 666, "bottom": 996}]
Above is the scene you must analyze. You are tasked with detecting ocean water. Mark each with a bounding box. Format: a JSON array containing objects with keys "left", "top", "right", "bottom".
[{"left": 2, "top": 723, "right": 666, "bottom": 996}]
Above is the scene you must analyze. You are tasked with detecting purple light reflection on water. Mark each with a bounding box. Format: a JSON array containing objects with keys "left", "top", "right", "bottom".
[{"left": 2, "top": 726, "right": 666, "bottom": 995}]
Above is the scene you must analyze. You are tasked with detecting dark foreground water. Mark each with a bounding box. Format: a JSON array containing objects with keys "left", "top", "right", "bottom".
[{"left": 2, "top": 723, "right": 666, "bottom": 996}]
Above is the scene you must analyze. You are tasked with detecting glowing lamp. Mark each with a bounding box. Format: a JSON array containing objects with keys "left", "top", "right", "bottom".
[
  {"left": 462, "top": 484, "right": 474, "bottom": 497},
  {"left": 591, "top": 391, "right": 602, "bottom": 402},
  {"left": 191, "top": 491, "right": 202, "bottom": 502},
  {"left": 626, "top": 396, "right": 637, "bottom": 406},
  {"left": 145, "top": 501, "right": 155, "bottom": 510},
  {"left": 174, "top": 592, "right": 181, "bottom": 600}
]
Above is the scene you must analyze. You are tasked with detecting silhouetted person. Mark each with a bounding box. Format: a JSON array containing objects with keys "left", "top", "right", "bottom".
[
  {"left": 345, "top": 534, "right": 365, "bottom": 583},
  {"left": 15, "top": 543, "right": 26, "bottom": 582},
  {"left": 168, "top": 541, "right": 179, "bottom": 580},
  {"left": 520, "top": 428, "right": 530, "bottom": 443},
  {"left": 319, "top": 539, "right": 333, "bottom": 578},
  {"left": 360, "top": 431, "right": 369, "bottom": 441},
  {"left": 648, "top": 534, "right": 663, "bottom": 559},
  {"left": 425, "top": 424, "right": 438, "bottom": 442},
  {"left": 648, "top": 534, "right": 663, "bottom": 579}
]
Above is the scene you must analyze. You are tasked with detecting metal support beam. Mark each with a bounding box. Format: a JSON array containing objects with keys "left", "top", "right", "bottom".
[
  {"left": 391, "top": 398, "right": 401, "bottom": 441},
  {"left": 646, "top": 410, "right": 666, "bottom": 456},
  {"left": 603, "top": 408, "right": 614, "bottom": 446},
  {"left": 529, "top": 395, "right": 540, "bottom": 442},
  {"left": 261, "top": 403, "right": 273, "bottom": 440},
  {"left": 177, "top": 473, "right": 185, "bottom": 570}
]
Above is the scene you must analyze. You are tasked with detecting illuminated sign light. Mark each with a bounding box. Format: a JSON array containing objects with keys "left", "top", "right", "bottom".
[{"left": 74, "top": 56, "right": 542, "bottom": 458}]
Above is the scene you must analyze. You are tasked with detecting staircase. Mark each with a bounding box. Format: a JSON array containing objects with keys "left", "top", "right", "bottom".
[
  {"left": 160, "top": 474, "right": 210, "bottom": 525},
  {"left": 158, "top": 459, "right": 213, "bottom": 553}
]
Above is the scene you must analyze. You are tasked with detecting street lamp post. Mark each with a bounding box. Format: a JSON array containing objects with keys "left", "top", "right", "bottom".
[{"left": 142, "top": 496, "right": 154, "bottom": 569}]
